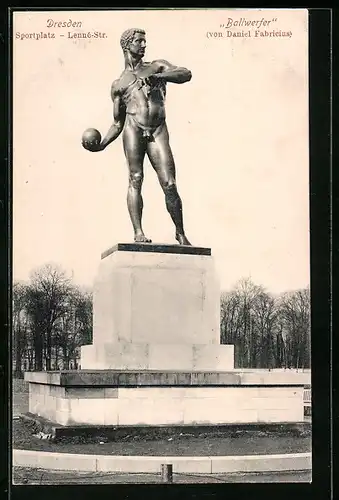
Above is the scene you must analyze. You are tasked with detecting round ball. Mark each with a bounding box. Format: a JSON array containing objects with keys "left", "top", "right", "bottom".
[{"left": 82, "top": 128, "right": 101, "bottom": 147}]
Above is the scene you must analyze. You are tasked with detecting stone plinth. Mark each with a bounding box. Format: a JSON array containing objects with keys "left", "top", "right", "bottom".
[
  {"left": 81, "top": 243, "right": 233, "bottom": 371},
  {"left": 81, "top": 343, "right": 234, "bottom": 371},
  {"left": 24, "top": 370, "right": 305, "bottom": 426}
]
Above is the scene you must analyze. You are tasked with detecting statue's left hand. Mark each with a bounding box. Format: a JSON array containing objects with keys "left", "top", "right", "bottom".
[{"left": 144, "top": 74, "right": 163, "bottom": 86}]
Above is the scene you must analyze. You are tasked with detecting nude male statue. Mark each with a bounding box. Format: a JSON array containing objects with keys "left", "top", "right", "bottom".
[{"left": 83, "top": 28, "right": 192, "bottom": 245}]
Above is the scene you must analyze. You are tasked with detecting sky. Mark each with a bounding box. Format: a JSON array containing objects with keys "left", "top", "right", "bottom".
[{"left": 13, "top": 9, "right": 310, "bottom": 293}]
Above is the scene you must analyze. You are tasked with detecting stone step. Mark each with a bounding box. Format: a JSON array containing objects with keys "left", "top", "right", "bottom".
[{"left": 81, "top": 342, "right": 234, "bottom": 371}]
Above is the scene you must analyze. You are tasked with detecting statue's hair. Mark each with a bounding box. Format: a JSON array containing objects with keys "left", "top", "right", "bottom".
[{"left": 120, "top": 28, "right": 146, "bottom": 51}]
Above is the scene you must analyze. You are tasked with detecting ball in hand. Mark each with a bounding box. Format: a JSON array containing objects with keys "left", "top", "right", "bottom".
[{"left": 82, "top": 128, "right": 102, "bottom": 151}]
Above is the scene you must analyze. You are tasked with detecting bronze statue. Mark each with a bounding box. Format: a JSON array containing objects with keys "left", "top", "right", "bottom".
[{"left": 83, "top": 28, "right": 192, "bottom": 245}]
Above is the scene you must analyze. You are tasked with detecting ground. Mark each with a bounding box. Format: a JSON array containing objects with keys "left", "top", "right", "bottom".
[
  {"left": 12, "top": 467, "right": 312, "bottom": 484},
  {"left": 13, "top": 416, "right": 311, "bottom": 455}
]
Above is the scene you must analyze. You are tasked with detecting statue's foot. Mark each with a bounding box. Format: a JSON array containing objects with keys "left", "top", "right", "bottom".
[
  {"left": 176, "top": 233, "right": 192, "bottom": 246},
  {"left": 134, "top": 233, "right": 152, "bottom": 243}
]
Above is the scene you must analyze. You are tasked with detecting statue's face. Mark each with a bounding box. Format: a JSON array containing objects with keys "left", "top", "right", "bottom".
[{"left": 128, "top": 32, "right": 146, "bottom": 57}]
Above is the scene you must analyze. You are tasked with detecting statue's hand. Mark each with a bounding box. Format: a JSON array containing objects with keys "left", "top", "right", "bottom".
[
  {"left": 82, "top": 141, "right": 105, "bottom": 152},
  {"left": 144, "top": 74, "right": 163, "bottom": 86}
]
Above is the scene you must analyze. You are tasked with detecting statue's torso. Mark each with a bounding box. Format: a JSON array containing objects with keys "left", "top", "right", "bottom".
[{"left": 117, "top": 62, "right": 166, "bottom": 128}]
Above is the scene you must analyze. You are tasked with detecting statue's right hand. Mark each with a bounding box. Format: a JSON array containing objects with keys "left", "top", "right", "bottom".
[{"left": 82, "top": 141, "right": 105, "bottom": 152}]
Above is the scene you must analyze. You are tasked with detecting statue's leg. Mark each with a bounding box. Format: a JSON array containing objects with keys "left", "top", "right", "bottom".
[
  {"left": 146, "top": 122, "right": 191, "bottom": 246},
  {"left": 122, "top": 119, "right": 151, "bottom": 243}
]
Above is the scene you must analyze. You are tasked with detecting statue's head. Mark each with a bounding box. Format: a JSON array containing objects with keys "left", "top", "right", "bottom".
[{"left": 120, "top": 28, "right": 146, "bottom": 58}]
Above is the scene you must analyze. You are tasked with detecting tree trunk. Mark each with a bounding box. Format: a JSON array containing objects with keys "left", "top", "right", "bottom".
[
  {"left": 62, "top": 344, "right": 69, "bottom": 369},
  {"left": 34, "top": 328, "right": 43, "bottom": 371},
  {"left": 27, "top": 349, "right": 33, "bottom": 370},
  {"left": 14, "top": 340, "right": 23, "bottom": 378},
  {"left": 14, "top": 324, "right": 24, "bottom": 377},
  {"left": 55, "top": 346, "right": 59, "bottom": 370},
  {"left": 46, "top": 330, "right": 52, "bottom": 371}
]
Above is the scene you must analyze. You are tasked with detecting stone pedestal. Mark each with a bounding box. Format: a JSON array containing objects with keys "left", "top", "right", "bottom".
[
  {"left": 81, "top": 243, "right": 234, "bottom": 371},
  {"left": 24, "top": 243, "right": 306, "bottom": 428}
]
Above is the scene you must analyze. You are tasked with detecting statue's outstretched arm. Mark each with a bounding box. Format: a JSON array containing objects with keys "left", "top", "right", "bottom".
[{"left": 149, "top": 59, "right": 192, "bottom": 85}]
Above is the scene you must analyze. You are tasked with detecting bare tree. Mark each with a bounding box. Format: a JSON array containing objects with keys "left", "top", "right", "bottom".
[
  {"left": 278, "top": 288, "right": 311, "bottom": 369},
  {"left": 25, "top": 264, "right": 72, "bottom": 370},
  {"left": 221, "top": 278, "right": 264, "bottom": 367},
  {"left": 54, "top": 286, "right": 93, "bottom": 369},
  {"left": 13, "top": 264, "right": 94, "bottom": 373},
  {"left": 251, "top": 291, "right": 278, "bottom": 368},
  {"left": 12, "top": 282, "right": 29, "bottom": 377},
  {"left": 221, "top": 278, "right": 310, "bottom": 369}
]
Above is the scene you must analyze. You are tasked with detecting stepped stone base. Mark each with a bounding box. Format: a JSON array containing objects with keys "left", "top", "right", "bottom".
[
  {"left": 81, "top": 342, "right": 234, "bottom": 371},
  {"left": 24, "top": 370, "right": 305, "bottom": 427}
]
